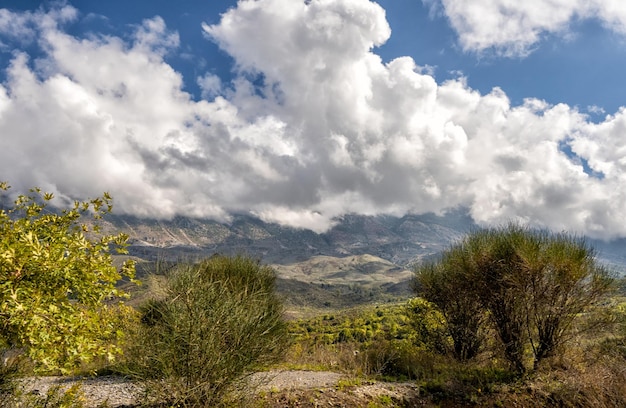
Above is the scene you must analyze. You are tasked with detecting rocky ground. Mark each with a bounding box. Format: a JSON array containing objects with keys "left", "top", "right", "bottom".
[{"left": 11, "top": 370, "right": 429, "bottom": 407}]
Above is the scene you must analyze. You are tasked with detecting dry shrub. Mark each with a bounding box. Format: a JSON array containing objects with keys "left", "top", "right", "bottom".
[
  {"left": 360, "top": 340, "right": 440, "bottom": 381},
  {"left": 483, "top": 334, "right": 626, "bottom": 408},
  {"left": 283, "top": 341, "right": 363, "bottom": 374}
]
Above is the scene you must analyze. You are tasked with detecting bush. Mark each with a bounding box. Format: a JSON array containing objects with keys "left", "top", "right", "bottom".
[
  {"left": 405, "top": 297, "right": 451, "bottom": 355},
  {"left": 415, "top": 223, "right": 614, "bottom": 373},
  {"left": 413, "top": 262, "right": 486, "bottom": 362},
  {"left": 124, "top": 255, "right": 288, "bottom": 407},
  {"left": 361, "top": 339, "right": 435, "bottom": 380},
  {"left": 0, "top": 183, "right": 135, "bottom": 374}
]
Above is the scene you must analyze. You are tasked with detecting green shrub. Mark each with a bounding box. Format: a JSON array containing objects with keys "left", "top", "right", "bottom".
[
  {"left": 405, "top": 297, "right": 451, "bottom": 354},
  {"left": 415, "top": 223, "right": 614, "bottom": 373},
  {"left": 0, "top": 183, "right": 135, "bottom": 374},
  {"left": 123, "top": 255, "right": 288, "bottom": 407}
]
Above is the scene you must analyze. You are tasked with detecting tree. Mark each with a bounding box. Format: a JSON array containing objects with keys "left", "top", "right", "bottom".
[
  {"left": 0, "top": 182, "right": 136, "bottom": 374},
  {"left": 414, "top": 223, "right": 613, "bottom": 373},
  {"left": 124, "top": 255, "right": 288, "bottom": 407}
]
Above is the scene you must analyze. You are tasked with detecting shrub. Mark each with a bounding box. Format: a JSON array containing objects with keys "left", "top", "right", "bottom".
[
  {"left": 124, "top": 255, "right": 288, "bottom": 407},
  {"left": 405, "top": 297, "right": 452, "bottom": 355},
  {"left": 413, "top": 262, "right": 486, "bottom": 362},
  {"left": 0, "top": 183, "right": 135, "bottom": 374},
  {"left": 415, "top": 223, "right": 614, "bottom": 373},
  {"left": 361, "top": 339, "right": 433, "bottom": 380}
]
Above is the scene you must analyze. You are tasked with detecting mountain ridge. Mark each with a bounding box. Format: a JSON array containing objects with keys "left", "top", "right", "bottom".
[{"left": 101, "top": 209, "right": 475, "bottom": 267}]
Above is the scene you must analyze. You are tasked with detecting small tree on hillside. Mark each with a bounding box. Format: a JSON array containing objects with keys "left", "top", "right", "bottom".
[
  {"left": 0, "top": 182, "right": 136, "bottom": 373},
  {"left": 414, "top": 223, "right": 613, "bottom": 373}
]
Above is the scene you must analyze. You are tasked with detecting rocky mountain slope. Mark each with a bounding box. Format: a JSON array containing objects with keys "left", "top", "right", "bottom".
[
  {"left": 103, "top": 209, "right": 474, "bottom": 267},
  {"left": 49, "top": 208, "right": 626, "bottom": 308},
  {"left": 101, "top": 210, "right": 475, "bottom": 307}
]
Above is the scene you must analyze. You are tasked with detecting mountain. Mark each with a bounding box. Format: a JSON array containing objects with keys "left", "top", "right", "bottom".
[
  {"left": 100, "top": 209, "right": 477, "bottom": 308},
  {"left": 101, "top": 209, "right": 475, "bottom": 267},
  {"left": 589, "top": 238, "right": 626, "bottom": 275},
  {"left": 103, "top": 209, "right": 626, "bottom": 273},
  {"left": 272, "top": 254, "right": 415, "bottom": 310},
  {"left": 272, "top": 254, "right": 412, "bottom": 286}
]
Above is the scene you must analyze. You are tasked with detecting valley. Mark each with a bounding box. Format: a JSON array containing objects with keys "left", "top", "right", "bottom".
[{"left": 108, "top": 210, "right": 626, "bottom": 311}]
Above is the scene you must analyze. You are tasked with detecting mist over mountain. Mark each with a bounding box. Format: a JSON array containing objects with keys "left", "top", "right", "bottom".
[
  {"left": 102, "top": 209, "right": 472, "bottom": 266},
  {"left": 103, "top": 209, "right": 626, "bottom": 276}
]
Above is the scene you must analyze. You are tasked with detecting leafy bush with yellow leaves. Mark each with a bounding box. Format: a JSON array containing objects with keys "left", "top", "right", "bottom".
[{"left": 0, "top": 182, "right": 135, "bottom": 374}]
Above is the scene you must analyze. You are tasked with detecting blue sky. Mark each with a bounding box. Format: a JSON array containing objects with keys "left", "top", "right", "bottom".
[
  {"left": 5, "top": 0, "right": 624, "bottom": 113},
  {"left": 1, "top": 0, "right": 626, "bottom": 239},
  {"left": 380, "top": 0, "right": 626, "bottom": 117}
]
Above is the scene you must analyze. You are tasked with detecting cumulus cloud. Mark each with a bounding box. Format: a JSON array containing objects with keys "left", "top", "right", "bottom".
[
  {"left": 0, "top": 0, "right": 625, "bottom": 238},
  {"left": 425, "top": 0, "right": 626, "bottom": 56}
]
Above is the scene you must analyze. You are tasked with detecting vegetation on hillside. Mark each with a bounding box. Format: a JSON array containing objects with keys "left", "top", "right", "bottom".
[
  {"left": 275, "top": 294, "right": 626, "bottom": 407},
  {"left": 285, "top": 300, "right": 450, "bottom": 380},
  {"left": 1, "top": 184, "right": 626, "bottom": 407}
]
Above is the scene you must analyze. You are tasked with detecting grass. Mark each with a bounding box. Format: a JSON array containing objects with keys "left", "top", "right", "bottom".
[
  {"left": 270, "top": 297, "right": 626, "bottom": 407},
  {"left": 4, "top": 279, "right": 626, "bottom": 407}
]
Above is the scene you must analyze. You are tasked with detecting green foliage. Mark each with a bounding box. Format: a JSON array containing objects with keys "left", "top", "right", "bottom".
[
  {"left": 289, "top": 303, "right": 437, "bottom": 347},
  {"left": 414, "top": 261, "right": 486, "bottom": 362},
  {"left": 281, "top": 296, "right": 626, "bottom": 406},
  {"left": 405, "top": 297, "right": 450, "bottom": 353},
  {"left": 415, "top": 223, "right": 614, "bottom": 373},
  {"left": 0, "top": 183, "right": 135, "bottom": 374},
  {"left": 124, "top": 255, "right": 288, "bottom": 407},
  {"left": 287, "top": 301, "right": 450, "bottom": 380}
]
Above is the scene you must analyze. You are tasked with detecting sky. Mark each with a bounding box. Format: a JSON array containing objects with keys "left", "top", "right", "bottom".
[{"left": 1, "top": 0, "right": 626, "bottom": 239}]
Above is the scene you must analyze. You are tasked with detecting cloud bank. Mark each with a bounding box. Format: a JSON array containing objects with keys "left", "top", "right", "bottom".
[
  {"left": 425, "top": 0, "right": 626, "bottom": 56},
  {"left": 0, "top": 0, "right": 625, "bottom": 239}
]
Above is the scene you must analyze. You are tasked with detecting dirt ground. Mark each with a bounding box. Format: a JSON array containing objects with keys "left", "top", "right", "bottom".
[{"left": 13, "top": 370, "right": 434, "bottom": 407}]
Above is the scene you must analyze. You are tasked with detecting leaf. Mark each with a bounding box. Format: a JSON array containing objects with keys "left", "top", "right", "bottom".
[{"left": 0, "top": 183, "right": 137, "bottom": 373}]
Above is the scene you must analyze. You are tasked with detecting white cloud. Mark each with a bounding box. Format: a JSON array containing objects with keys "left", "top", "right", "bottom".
[
  {"left": 132, "top": 16, "right": 180, "bottom": 56},
  {"left": 425, "top": 0, "right": 626, "bottom": 56},
  {"left": 197, "top": 73, "right": 222, "bottom": 99},
  {"left": 587, "top": 105, "right": 606, "bottom": 115},
  {"left": 1, "top": 0, "right": 626, "bottom": 238},
  {"left": 0, "top": 3, "right": 78, "bottom": 49}
]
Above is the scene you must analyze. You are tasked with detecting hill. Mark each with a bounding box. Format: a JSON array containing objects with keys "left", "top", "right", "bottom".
[
  {"left": 105, "top": 209, "right": 626, "bottom": 310},
  {"left": 101, "top": 210, "right": 472, "bottom": 309}
]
